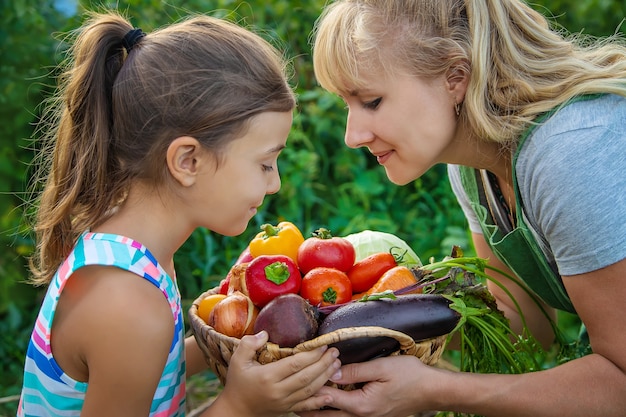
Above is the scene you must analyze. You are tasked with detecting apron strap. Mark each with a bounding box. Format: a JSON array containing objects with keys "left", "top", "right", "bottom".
[{"left": 459, "top": 164, "right": 576, "bottom": 313}]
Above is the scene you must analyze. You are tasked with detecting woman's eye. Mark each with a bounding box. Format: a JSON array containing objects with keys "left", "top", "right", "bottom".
[
  {"left": 363, "top": 98, "right": 382, "bottom": 110},
  {"left": 262, "top": 164, "right": 274, "bottom": 172}
]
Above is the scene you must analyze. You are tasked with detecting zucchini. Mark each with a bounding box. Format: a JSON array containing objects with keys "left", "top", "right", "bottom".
[{"left": 318, "top": 294, "right": 460, "bottom": 364}]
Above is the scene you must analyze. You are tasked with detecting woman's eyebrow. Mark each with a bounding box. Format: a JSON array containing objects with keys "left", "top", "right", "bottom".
[{"left": 349, "top": 87, "right": 375, "bottom": 97}]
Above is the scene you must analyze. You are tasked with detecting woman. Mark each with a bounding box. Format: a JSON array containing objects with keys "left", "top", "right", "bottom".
[{"left": 305, "top": 0, "right": 626, "bottom": 416}]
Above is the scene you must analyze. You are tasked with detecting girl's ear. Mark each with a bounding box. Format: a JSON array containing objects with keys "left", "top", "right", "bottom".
[
  {"left": 445, "top": 59, "right": 470, "bottom": 102},
  {"left": 166, "top": 136, "right": 203, "bottom": 187}
]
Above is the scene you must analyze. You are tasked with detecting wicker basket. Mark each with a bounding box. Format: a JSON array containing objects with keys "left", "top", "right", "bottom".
[{"left": 189, "top": 288, "right": 448, "bottom": 388}]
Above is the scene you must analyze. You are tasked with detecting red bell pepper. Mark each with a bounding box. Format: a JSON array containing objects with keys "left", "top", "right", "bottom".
[{"left": 245, "top": 255, "right": 302, "bottom": 307}]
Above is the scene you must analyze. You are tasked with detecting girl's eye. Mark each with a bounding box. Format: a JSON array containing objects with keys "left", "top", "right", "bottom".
[
  {"left": 262, "top": 164, "right": 274, "bottom": 172},
  {"left": 363, "top": 98, "right": 382, "bottom": 110}
]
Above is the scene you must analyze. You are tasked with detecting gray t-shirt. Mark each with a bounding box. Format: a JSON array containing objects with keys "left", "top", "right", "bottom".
[{"left": 449, "top": 93, "right": 626, "bottom": 276}]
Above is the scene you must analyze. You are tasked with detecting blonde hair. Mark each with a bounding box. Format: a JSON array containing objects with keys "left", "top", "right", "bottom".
[
  {"left": 312, "top": 0, "right": 626, "bottom": 144},
  {"left": 29, "top": 11, "right": 295, "bottom": 285}
]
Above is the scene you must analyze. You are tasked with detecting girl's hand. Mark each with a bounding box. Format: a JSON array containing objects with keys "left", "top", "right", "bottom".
[{"left": 211, "top": 331, "right": 341, "bottom": 417}]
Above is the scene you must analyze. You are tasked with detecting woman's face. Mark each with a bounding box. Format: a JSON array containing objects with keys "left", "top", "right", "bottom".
[
  {"left": 340, "top": 70, "right": 460, "bottom": 185},
  {"left": 193, "top": 111, "right": 293, "bottom": 236}
]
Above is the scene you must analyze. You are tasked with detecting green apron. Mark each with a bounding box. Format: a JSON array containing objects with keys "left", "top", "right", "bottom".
[
  {"left": 458, "top": 95, "right": 601, "bottom": 315},
  {"left": 459, "top": 163, "right": 576, "bottom": 313}
]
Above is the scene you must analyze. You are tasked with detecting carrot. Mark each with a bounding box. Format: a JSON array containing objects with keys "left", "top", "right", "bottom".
[
  {"left": 364, "top": 265, "right": 422, "bottom": 295},
  {"left": 351, "top": 291, "right": 366, "bottom": 301}
]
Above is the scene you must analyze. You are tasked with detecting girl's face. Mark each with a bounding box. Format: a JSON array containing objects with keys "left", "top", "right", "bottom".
[
  {"left": 194, "top": 111, "right": 293, "bottom": 236},
  {"left": 340, "top": 70, "right": 460, "bottom": 185}
]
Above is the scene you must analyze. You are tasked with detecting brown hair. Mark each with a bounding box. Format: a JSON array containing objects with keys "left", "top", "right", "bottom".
[
  {"left": 29, "top": 10, "right": 296, "bottom": 285},
  {"left": 312, "top": 0, "right": 626, "bottom": 144}
]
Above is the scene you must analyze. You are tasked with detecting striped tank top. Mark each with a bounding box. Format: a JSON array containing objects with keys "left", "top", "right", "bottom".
[{"left": 18, "top": 232, "right": 186, "bottom": 416}]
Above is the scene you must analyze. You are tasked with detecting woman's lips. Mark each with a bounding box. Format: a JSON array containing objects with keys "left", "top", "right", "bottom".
[{"left": 375, "top": 151, "right": 393, "bottom": 165}]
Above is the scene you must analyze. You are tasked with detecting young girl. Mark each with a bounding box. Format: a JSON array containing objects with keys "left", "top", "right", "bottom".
[
  {"left": 306, "top": 0, "right": 626, "bottom": 416},
  {"left": 18, "top": 11, "right": 339, "bottom": 417}
]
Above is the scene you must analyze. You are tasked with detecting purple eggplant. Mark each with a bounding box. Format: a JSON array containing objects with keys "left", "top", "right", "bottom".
[{"left": 318, "top": 294, "right": 460, "bottom": 364}]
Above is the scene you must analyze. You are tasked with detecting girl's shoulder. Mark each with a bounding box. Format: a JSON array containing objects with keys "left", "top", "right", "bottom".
[{"left": 74, "top": 232, "right": 170, "bottom": 283}]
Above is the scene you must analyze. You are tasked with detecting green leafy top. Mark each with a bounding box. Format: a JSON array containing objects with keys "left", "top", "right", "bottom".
[{"left": 409, "top": 247, "right": 587, "bottom": 376}]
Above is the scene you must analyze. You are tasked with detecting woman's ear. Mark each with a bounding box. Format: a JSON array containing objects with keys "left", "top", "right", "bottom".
[
  {"left": 445, "top": 59, "right": 470, "bottom": 102},
  {"left": 166, "top": 136, "right": 203, "bottom": 187}
]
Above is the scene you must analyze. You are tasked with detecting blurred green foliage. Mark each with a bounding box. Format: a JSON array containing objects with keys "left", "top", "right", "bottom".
[{"left": 1, "top": 0, "right": 624, "bottom": 413}]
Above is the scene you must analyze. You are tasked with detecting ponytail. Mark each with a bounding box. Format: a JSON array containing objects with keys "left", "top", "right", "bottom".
[{"left": 29, "top": 12, "right": 134, "bottom": 285}]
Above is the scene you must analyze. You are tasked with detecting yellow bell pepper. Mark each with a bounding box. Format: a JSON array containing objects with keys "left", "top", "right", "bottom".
[{"left": 249, "top": 221, "right": 304, "bottom": 264}]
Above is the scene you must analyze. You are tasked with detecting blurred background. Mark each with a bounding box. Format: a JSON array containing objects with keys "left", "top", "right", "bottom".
[{"left": 1, "top": 0, "right": 624, "bottom": 414}]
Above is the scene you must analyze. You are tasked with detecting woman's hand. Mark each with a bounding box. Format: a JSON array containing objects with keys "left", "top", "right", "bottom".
[
  {"left": 208, "top": 331, "right": 341, "bottom": 417},
  {"left": 297, "top": 354, "right": 441, "bottom": 417}
]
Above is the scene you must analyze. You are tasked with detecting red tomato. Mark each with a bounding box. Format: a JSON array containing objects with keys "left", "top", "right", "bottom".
[
  {"left": 300, "top": 267, "right": 352, "bottom": 307},
  {"left": 347, "top": 252, "right": 397, "bottom": 293},
  {"left": 297, "top": 228, "right": 356, "bottom": 274}
]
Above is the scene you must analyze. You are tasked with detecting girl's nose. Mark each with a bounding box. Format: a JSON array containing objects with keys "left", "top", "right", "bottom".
[{"left": 266, "top": 169, "right": 281, "bottom": 195}]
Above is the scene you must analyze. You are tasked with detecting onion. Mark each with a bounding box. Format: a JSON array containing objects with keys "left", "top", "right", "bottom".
[{"left": 208, "top": 291, "right": 259, "bottom": 338}]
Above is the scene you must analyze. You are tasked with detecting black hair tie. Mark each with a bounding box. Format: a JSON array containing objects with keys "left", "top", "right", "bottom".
[{"left": 122, "top": 28, "right": 145, "bottom": 53}]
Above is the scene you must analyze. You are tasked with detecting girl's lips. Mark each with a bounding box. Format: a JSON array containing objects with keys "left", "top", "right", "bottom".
[{"left": 375, "top": 151, "right": 393, "bottom": 165}]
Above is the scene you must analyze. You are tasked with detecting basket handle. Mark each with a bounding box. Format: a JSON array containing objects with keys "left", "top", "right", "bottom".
[{"left": 291, "top": 326, "right": 417, "bottom": 354}]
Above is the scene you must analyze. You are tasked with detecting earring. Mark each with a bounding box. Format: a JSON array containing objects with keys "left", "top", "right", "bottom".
[{"left": 454, "top": 101, "right": 461, "bottom": 116}]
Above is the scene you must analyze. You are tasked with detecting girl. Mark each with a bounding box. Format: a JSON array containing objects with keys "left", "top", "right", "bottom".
[
  {"left": 18, "top": 10, "right": 339, "bottom": 417},
  {"left": 306, "top": 0, "right": 626, "bottom": 416}
]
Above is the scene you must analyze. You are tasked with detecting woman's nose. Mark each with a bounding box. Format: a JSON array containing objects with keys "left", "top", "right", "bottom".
[{"left": 344, "top": 110, "right": 373, "bottom": 149}]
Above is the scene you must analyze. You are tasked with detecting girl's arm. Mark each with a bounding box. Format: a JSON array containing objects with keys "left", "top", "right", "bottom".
[{"left": 186, "top": 335, "right": 210, "bottom": 376}]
